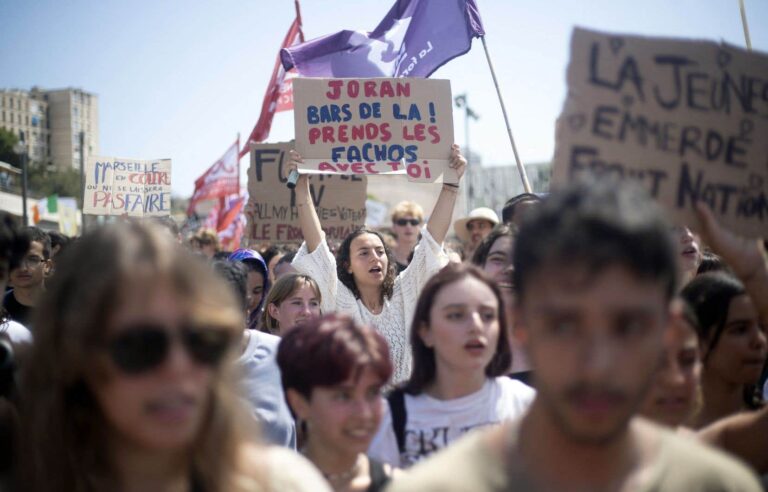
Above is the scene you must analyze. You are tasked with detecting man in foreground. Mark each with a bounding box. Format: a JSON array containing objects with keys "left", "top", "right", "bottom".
[{"left": 389, "top": 183, "right": 761, "bottom": 491}]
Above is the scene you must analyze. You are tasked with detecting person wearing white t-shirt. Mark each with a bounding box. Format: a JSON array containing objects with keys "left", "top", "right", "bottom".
[
  {"left": 1, "top": 319, "right": 31, "bottom": 345},
  {"left": 288, "top": 146, "right": 466, "bottom": 385},
  {"left": 368, "top": 263, "right": 534, "bottom": 468}
]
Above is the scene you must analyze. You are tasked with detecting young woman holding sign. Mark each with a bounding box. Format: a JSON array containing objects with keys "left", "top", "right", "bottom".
[{"left": 287, "top": 145, "right": 465, "bottom": 385}]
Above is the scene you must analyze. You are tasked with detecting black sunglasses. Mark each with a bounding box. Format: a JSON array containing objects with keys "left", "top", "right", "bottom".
[
  {"left": 105, "top": 323, "right": 232, "bottom": 375},
  {"left": 395, "top": 218, "right": 421, "bottom": 226}
]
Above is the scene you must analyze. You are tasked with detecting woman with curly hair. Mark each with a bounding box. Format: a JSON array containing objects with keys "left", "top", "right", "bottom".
[{"left": 287, "top": 146, "right": 466, "bottom": 384}]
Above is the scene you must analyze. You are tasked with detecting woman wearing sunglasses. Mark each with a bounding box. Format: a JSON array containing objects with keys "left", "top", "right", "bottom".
[
  {"left": 390, "top": 201, "right": 425, "bottom": 273},
  {"left": 15, "top": 222, "right": 328, "bottom": 492},
  {"left": 288, "top": 146, "right": 465, "bottom": 385}
]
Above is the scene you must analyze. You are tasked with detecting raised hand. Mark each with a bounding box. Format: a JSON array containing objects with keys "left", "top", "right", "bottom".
[
  {"left": 449, "top": 143, "right": 467, "bottom": 181},
  {"left": 694, "top": 202, "right": 766, "bottom": 281}
]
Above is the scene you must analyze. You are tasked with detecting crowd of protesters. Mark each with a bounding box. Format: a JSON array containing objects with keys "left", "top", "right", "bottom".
[{"left": 1, "top": 144, "right": 767, "bottom": 490}]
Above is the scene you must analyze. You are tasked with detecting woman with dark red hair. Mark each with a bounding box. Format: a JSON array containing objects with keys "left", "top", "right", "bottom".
[{"left": 277, "top": 314, "right": 396, "bottom": 492}]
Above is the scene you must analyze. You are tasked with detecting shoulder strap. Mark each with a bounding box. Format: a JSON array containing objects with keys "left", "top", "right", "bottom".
[
  {"left": 386, "top": 389, "right": 407, "bottom": 454},
  {"left": 366, "top": 457, "right": 391, "bottom": 492}
]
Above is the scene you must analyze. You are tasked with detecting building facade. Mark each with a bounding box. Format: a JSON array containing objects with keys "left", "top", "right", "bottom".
[
  {"left": 0, "top": 88, "right": 49, "bottom": 162},
  {"left": 0, "top": 87, "right": 99, "bottom": 170}
]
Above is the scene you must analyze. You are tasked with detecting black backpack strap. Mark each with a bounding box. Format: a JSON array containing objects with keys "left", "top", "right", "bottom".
[
  {"left": 386, "top": 389, "right": 407, "bottom": 455},
  {"left": 365, "top": 458, "right": 391, "bottom": 492}
]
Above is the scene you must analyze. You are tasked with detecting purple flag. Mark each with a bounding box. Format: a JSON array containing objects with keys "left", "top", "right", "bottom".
[{"left": 281, "top": 0, "right": 484, "bottom": 78}]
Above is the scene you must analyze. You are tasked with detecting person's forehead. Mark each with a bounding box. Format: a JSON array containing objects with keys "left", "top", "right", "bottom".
[
  {"left": 291, "top": 281, "right": 318, "bottom": 298},
  {"left": 434, "top": 276, "right": 497, "bottom": 305},
  {"left": 351, "top": 233, "right": 384, "bottom": 249},
  {"left": 395, "top": 212, "right": 420, "bottom": 219},
  {"left": 247, "top": 270, "right": 264, "bottom": 286},
  {"left": 488, "top": 236, "right": 512, "bottom": 255},
  {"left": 27, "top": 240, "right": 45, "bottom": 255},
  {"left": 725, "top": 294, "right": 757, "bottom": 321},
  {"left": 522, "top": 265, "right": 668, "bottom": 313}
]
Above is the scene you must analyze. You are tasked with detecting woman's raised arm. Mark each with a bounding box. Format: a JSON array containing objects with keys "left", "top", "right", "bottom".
[
  {"left": 426, "top": 144, "right": 467, "bottom": 244},
  {"left": 288, "top": 150, "right": 324, "bottom": 253}
]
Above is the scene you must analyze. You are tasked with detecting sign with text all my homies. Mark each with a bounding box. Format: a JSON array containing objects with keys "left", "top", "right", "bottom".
[
  {"left": 553, "top": 28, "right": 768, "bottom": 238},
  {"left": 294, "top": 77, "right": 457, "bottom": 183},
  {"left": 84, "top": 156, "right": 172, "bottom": 217},
  {"left": 247, "top": 142, "right": 367, "bottom": 243}
]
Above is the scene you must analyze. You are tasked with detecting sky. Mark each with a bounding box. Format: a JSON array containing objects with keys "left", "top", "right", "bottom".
[{"left": 2, "top": 0, "right": 766, "bottom": 197}]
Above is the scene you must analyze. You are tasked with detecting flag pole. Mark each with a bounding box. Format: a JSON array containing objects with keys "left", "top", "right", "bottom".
[
  {"left": 236, "top": 132, "right": 241, "bottom": 190},
  {"left": 295, "top": 0, "right": 305, "bottom": 42},
  {"left": 739, "top": 0, "right": 752, "bottom": 51},
  {"left": 480, "top": 36, "right": 532, "bottom": 193}
]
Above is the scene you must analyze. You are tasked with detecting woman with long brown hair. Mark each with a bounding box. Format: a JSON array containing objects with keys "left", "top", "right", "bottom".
[
  {"left": 15, "top": 222, "right": 327, "bottom": 492},
  {"left": 369, "top": 263, "right": 535, "bottom": 468}
]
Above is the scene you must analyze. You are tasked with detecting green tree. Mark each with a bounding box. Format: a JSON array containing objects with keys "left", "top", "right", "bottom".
[
  {"left": 0, "top": 128, "right": 21, "bottom": 167},
  {"left": 27, "top": 161, "right": 83, "bottom": 207}
]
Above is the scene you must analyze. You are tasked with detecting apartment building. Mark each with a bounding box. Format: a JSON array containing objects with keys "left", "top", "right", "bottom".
[{"left": 0, "top": 87, "right": 99, "bottom": 170}]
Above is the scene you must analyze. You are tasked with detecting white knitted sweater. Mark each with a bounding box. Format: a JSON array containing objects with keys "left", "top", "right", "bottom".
[{"left": 292, "top": 228, "right": 448, "bottom": 385}]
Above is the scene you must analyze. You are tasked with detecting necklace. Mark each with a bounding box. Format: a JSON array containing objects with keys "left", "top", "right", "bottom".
[{"left": 320, "top": 455, "right": 362, "bottom": 485}]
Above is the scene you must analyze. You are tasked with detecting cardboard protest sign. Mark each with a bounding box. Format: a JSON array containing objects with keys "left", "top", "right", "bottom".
[
  {"left": 84, "top": 157, "right": 172, "bottom": 217},
  {"left": 57, "top": 197, "right": 79, "bottom": 236},
  {"left": 553, "top": 28, "right": 768, "bottom": 238},
  {"left": 246, "top": 142, "right": 367, "bottom": 243},
  {"left": 294, "top": 78, "right": 456, "bottom": 183}
]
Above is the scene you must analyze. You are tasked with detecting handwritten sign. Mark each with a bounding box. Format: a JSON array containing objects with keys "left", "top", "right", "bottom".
[
  {"left": 84, "top": 157, "right": 172, "bottom": 217},
  {"left": 246, "top": 142, "right": 367, "bottom": 243},
  {"left": 553, "top": 28, "right": 768, "bottom": 238},
  {"left": 294, "top": 78, "right": 456, "bottom": 183}
]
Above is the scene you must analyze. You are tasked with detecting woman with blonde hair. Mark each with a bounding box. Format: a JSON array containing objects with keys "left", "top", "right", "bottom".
[
  {"left": 190, "top": 228, "right": 220, "bottom": 259},
  {"left": 390, "top": 201, "right": 425, "bottom": 273},
  {"left": 15, "top": 222, "right": 327, "bottom": 492},
  {"left": 262, "top": 273, "right": 322, "bottom": 336}
]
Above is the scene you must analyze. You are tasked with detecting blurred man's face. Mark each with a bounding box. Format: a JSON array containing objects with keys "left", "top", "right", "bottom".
[{"left": 517, "top": 264, "right": 668, "bottom": 444}]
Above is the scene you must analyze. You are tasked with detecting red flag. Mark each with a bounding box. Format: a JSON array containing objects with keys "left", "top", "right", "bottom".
[
  {"left": 274, "top": 69, "right": 298, "bottom": 113},
  {"left": 217, "top": 193, "right": 247, "bottom": 250},
  {"left": 188, "top": 138, "right": 240, "bottom": 215},
  {"left": 217, "top": 194, "right": 245, "bottom": 233},
  {"left": 239, "top": 5, "right": 304, "bottom": 159}
]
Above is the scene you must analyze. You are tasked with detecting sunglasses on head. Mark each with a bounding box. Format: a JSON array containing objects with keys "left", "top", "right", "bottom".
[
  {"left": 105, "top": 323, "right": 232, "bottom": 375},
  {"left": 395, "top": 218, "right": 421, "bottom": 226}
]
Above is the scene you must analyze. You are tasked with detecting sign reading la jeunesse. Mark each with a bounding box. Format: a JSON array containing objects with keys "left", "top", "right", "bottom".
[{"left": 553, "top": 28, "right": 768, "bottom": 238}]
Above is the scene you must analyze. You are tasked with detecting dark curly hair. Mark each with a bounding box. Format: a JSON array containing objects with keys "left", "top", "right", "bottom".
[{"left": 336, "top": 228, "right": 397, "bottom": 302}]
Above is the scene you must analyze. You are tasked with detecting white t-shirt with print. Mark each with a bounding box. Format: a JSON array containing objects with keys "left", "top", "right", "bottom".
[{"left": 368, "top": 377, "right": 535, "bottom": 468}]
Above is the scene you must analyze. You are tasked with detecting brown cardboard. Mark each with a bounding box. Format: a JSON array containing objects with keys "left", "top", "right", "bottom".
[
  {"left": 553, "top": 27, "right": 768, "bottom": 238},
  {"left": 83, "top": 156, "right": 172, "bottom": 217},
  {"left": 294, "top": 77, "right": 457, "bottom": 183},
  {"left": 246, "top": 142, "right": 367, "bottom": 244}
]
